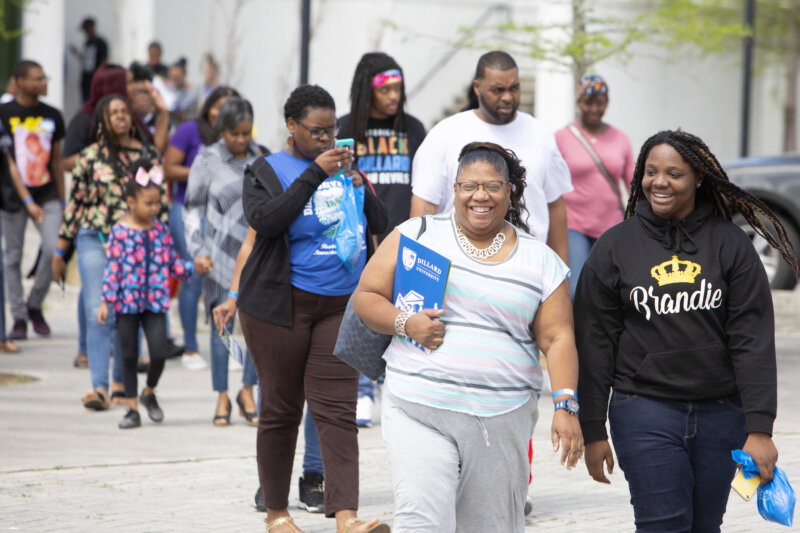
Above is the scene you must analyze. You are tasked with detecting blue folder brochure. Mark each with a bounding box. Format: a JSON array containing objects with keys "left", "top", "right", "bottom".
[{"left": 393, "top": 233, "right": 451, "bottom": 352}]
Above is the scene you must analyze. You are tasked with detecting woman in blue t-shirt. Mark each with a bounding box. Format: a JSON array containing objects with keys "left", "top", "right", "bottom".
[{"left": 214, "top": 85, "right": 388, "bottom": 532}]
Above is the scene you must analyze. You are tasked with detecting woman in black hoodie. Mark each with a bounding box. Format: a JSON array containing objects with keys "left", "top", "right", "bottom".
[{"left": 574, "top": 130, "right": 798, "bottom": 532}]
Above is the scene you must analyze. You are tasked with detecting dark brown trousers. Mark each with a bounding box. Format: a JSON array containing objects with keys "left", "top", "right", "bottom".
[{"left": 239, "top": 287, "right": 359, "bottom": 518}]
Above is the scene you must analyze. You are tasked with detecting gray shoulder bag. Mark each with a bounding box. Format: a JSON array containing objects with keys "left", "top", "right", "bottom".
[{"left": 333, "top": 216, "right": 427, "bottom": 380}]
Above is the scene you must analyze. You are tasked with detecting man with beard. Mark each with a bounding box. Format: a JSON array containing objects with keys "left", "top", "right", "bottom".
[{"left": 409, "top": 50, "right": 571, "bottom": 262}]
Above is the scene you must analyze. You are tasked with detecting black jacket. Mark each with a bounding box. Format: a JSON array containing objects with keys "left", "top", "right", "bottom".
[
  {"left": 239, "top": 156, "right": 387, "bottom": 326},
  {"left": 575, "top": 199, "right": 777, "bottom": 442}
]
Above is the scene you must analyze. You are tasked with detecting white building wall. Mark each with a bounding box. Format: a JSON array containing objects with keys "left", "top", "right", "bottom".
[
  {"left": 21, "top": 0, "right": 66, "bottom": 110},
  {"left": 19, "top": 0, "right": 799, "bottom": 163},
  {"left": 63, "top": 0, "right": 118, "bottom": 120}
]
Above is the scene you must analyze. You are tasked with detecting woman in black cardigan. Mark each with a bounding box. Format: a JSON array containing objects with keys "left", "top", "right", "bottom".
[{"left": 215, "top": 85, "right": 388, "bottom": 533}]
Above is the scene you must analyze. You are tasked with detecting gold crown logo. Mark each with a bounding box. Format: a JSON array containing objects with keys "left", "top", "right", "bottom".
[{"left": 650, "top": 255, "right": 701, "bottom": 286}]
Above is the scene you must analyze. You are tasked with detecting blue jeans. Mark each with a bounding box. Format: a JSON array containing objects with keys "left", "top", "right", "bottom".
[
  {"left": 567, "top": 229, "right": 597, "bottom": 299},
  {"left": 210, "top": 296, "right": 257, "bottom": 392},
  {"left": 609, "top": 391, "right": 746, "bottom": 533},
  {"left": 303, "top": 413, "right": 323, "bottom": 476},
  {"left": 78, "top": 290, "right": 87, "bottom": 354},
  {"left": 357, "top": 372, "right": 385, "bottom": 400},
  {"left": 169, "top": 202, "right": 202, "bottom": 352},
  {"left": 76, "top": 229, "right": 123, "bottom": 391}
]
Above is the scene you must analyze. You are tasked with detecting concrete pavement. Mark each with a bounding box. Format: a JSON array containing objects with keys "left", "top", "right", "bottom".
[{"left": 1, "top": 298, "right": 799, "bottom": 532}]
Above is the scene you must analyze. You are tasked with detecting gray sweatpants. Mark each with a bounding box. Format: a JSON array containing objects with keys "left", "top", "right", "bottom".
[
  {"left": 382, "top": 382, "right": 538, "bottom": 533},
  {"left": 1, "top": 199, "right": 61, "bottom": 320}
]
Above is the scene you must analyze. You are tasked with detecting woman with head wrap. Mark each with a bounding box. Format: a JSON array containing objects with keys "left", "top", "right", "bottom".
[{"left": 555, "top": 75, "right": 635, "bottom": 298}]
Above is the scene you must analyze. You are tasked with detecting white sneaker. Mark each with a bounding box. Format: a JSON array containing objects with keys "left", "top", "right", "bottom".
[
  {"left": 356, "top": 396, "right": 373, "bottom": 428},
  {"left": 181, "top": 353, "right": 207, "bottom": 370}
]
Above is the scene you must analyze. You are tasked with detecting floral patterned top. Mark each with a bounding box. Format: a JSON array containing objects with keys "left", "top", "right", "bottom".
[
  {"left": 59, "top": 142, "right": 168, "bottom": 240},
  {"left": 101, "top": 221, "right": 193, "bottom": 315}
]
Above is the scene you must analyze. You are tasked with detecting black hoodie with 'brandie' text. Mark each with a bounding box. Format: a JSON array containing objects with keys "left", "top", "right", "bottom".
[{"left": 575, "top": 199, "right": 776, "bottom": 443}]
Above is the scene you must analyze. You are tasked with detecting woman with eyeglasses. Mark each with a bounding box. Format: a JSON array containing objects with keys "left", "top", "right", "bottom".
[
  {"left": 214, "top": 85, "right": 388, "bottom": 532},
  {"left": 352, "top": 141, "right": 582, "bottom": 532}
]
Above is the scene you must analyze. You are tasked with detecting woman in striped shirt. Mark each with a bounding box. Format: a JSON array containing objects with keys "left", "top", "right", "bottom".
[
  {"left": 353, "top": 141, "right": 583, "bottom": 532},
  {"left": 183, "top": 97, "right": 260, "bottom": 426}
]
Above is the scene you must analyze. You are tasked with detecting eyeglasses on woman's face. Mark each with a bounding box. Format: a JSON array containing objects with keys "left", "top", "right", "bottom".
[
  {"left": 295, "top": 120, "right": 338, "bottom": 140},
  {"left": 454, "top": 180, "right": 508, "bottom": 194}
]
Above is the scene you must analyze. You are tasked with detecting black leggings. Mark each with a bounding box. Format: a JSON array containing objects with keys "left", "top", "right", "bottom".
[{"left": 117, "top": 312, "right": 169, "bottom": 399}]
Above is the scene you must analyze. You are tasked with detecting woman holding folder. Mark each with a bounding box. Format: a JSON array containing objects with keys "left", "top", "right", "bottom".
[{"left": 353, "top": 141, "right": 583, "bottom": 532}]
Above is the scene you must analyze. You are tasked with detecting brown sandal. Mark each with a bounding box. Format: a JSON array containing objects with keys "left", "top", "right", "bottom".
[
  {"left": 82, "top": 390, "right": 110, "bottom": 410},
  {"left": 0, "top": 340, "right": 20, "bottom": 354},
  {"left": 73, "top": 353, "right": 88, "bottom": 367},
  {"left": 265, "top": 516, "right": 302, "bottom": 532}
]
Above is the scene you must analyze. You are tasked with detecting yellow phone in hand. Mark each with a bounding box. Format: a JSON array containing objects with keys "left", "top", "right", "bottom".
[{"left": 731, "top": 467, "right": 761, "bottom": 501}]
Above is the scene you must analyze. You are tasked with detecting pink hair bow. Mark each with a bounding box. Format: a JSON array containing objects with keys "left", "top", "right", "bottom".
[{"left": 134, "top": 166, "right": 164, "bottom": 187}]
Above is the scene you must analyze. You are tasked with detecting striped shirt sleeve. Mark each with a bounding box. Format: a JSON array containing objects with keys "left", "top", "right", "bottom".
[{"left": 183, "top": 150, "right": 212, "bottom": 258}]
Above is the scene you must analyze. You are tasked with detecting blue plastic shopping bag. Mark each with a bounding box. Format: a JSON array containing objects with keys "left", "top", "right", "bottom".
[
  {"left": 732, "top": 449, "right": 796, "bottom": 526},
  {"left": 334, "top": 173, "right": 365, "bottom": 272}
]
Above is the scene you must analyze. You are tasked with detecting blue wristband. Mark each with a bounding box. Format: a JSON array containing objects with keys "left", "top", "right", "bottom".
[
  {"left": 60, "top": 201, "right": 66, "bottom": 209},
  {"left": 187, "top": 262, "right": 194, "bottom": 273},
  {"left": 24, "top": 197, "right": 33, "bottom": 206},
  {"left": 54, "top": 248, "right": 65, "bottom": 257},
  {"left": 552, "top": 388, "right": 577, "bottom": 401},
  {"left": 228, "top": 290, "right": 239, "bottom": 299}
]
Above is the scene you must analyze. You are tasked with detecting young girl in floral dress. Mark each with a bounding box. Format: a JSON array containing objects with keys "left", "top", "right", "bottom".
[{"left": 97, "top": 162, "right": 212, "bottom": 428}]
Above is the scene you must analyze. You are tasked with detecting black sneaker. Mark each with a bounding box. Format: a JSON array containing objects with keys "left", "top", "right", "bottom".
[
  {"left": 119, "top": 409, "right": 141, "bottom": 429},
  {"left": 139, "top": 390, "right": 164, "bottom": 422},
  {"left": 254, "top": 486, "right": 266, "bottom": 512},
  {"left": 298, "top": 472, "right": 324, "bottom": 513},
  {"left": 165, "top": 339, "right": 185, "bottom": 359},
  {"left": 8, "top": 319, "right": 26, "bottom": 340},
  {"left": 27, "top": 307, "right": 50, "bottom": 336}
]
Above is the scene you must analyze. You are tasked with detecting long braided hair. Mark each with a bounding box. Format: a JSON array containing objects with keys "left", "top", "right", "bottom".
[
  {"left": 457, "top": 141, "right": 530, "bottom": 234},
  {"left": 92, "top": 94, "right": 150, "bottom": 180},
  {"left": 348, "top": 52, "right": 406, "bottom": 144},
  {"left": 627, "top": 129, "right": 798, "bottom": 278}
]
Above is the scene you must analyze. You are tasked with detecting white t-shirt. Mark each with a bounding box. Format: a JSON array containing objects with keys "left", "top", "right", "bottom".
[{"left": 411, "top": 110, "right": 573, "bottom": 241}]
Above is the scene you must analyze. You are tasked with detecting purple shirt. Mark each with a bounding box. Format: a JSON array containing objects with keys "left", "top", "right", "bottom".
[{"left": 169, "top": 120, "right": 204, "bottom": 204}]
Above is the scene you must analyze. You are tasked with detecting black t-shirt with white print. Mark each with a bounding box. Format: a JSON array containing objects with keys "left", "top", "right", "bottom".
[
  {"left": 338, "top": 113, "right": 426, "bottom": 242},
  {"left": 0, "top": 100, "right": 65, "bottom": 210}
]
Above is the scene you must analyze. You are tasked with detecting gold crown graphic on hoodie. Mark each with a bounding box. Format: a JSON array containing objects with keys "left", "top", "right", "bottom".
[{"left": 650, "top": 255, "right": 702, "bottom": 286}]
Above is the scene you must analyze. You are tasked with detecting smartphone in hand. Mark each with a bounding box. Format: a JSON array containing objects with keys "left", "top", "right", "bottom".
[
  {"left": 731, "top": 467, "right": 761, "bottom": 501},
  {"left": 335, "top": 138, "right": 355, "bottom": 170}
]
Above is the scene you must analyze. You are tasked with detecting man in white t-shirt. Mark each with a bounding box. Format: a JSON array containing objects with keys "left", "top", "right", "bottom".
[{"left": 410, "top": 51, "right": 572, "bottom": 262}]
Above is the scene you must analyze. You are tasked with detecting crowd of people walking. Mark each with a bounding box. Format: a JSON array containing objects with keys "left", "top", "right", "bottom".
[{"left": 1, "top": 30, "right": 797, "bottom": 533}]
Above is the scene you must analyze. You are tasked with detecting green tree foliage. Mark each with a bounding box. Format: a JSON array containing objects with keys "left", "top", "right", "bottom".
[
  {"left": 0, "top": 0, "right": 26, "bottom": 41},
  {"left": 491, "top": 0, "right": 748, "bottom": 87}
]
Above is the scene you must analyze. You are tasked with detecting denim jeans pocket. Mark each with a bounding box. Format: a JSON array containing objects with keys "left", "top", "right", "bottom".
[{"left": 609, "top": 389, "right": 640, "bottom": 406}]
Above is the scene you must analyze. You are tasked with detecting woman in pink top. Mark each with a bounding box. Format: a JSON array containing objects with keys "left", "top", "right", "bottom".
[{"left": 555, "top": 75, "right": 634, "bottom": 298}]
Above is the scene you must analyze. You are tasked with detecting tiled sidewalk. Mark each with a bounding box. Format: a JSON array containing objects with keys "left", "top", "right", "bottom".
[{"left": 1, "top": 314, "right": 797, "bottom": 532}]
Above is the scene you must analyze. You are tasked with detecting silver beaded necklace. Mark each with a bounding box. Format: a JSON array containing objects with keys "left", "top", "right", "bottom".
[{"left": 455, "top": 222, "right": 506, "bottom": 260}]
